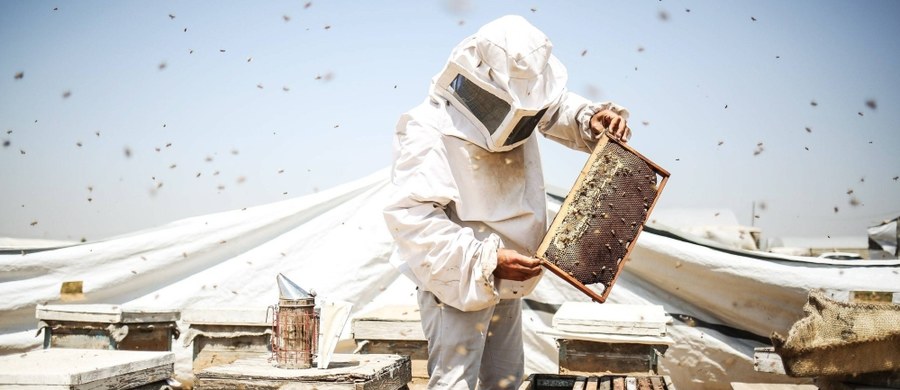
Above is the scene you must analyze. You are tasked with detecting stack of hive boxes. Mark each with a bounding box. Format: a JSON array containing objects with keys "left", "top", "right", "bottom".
[{"left": 547, "top": 302, "right": 673, "bottom": 375}]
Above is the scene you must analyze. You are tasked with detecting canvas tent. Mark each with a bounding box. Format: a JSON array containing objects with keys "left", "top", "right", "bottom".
[
  {"left": 868, "top": 216, "right": 899, "bottom": 259},
  {"left": 1, "top": 169, "right": 898, "bottom": 389}
]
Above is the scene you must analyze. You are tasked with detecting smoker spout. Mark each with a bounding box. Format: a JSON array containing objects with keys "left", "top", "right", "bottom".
[{"left": 277, "top": 273, "right": 315, "bottom": 300}]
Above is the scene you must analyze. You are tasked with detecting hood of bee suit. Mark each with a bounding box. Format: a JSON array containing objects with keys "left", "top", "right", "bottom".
[{"left": 429, "top": 15, "right": 568, "bottom": 148}]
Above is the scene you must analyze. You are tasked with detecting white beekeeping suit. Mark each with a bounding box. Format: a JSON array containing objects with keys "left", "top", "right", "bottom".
[{"left": 383, "top": 15, "right": 629, "bottom": 390}]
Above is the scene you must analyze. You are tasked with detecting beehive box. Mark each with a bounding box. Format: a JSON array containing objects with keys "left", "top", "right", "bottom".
[
  {"left": 352, "top": 305, "right": 428, "bottom": 380},
  {"left": 181, "top": 307, "right": 272, "bottom": 373},
  {"left": 557, "top": 340, "right": 669, "bottom": 376},
  {"left": 36, "top": 304, "right": 179, "bottom": 352},
  {"left": 0, "top": 349, "right": 174, "bottom": 389}
]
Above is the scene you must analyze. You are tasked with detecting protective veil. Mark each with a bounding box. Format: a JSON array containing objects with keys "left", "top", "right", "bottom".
[
  {"left": 383, "top": 15, "right": 629, "bottom": 389},
  {"left": 431, "top": 15, "right": 567, "bottom": 152},
  {"left": 385, "top": 15, "right": 629, "bottom": 311}
]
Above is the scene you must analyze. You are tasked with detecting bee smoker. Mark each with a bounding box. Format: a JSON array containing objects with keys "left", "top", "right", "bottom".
[{"left": 271, "top": 273, "right": 319, "bottom": 369}]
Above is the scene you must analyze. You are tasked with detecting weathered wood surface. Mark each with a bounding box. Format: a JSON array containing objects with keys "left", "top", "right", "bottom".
[
  {"left": 195, "top": 353, "right": 411, "bottom": 390},
  {"left": 552, "top": 303, "right": 668, "bottom": 336},
  {"left": 0, "top": 367, "right": 170, "bottom": 390},
  {"left": 730, "top": 384, "right": 817, "bottom": 390},
  {"left": 36, "top": 304, "right": 179, "bottom": 323},
  {"left": 352, "top": 305, "right": 425, "bottom": 341},
  {"left": 539, "top": 328, "right": 674, "bottom": 346},
  {"left": 0, "top": 349, "right": 173, "bottom": 389},
  {"left": 182, "top": 307, "right": 270, "bottom": 326},
  {"left": 192, "top": 331, "right": 272, "bottom": 373},
  {"left": 43, "top": 320, "right": 176, "bottom": 352},
  {"left": 558, "top": 339, "right": 667, "bottom": 376},
  {"left": 520, "top": 375, "right": 674, "bottom": 390},
  {"left": 752, "top": 347, "right": 786, "bottom": 374},
  {"left": 357, "top": 339, "right": 428, "bottom": 379}
]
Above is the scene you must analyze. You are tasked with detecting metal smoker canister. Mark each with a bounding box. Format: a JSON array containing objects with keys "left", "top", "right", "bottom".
[{"left": 272, "top": 273, "right": 319, "bottom": 369}]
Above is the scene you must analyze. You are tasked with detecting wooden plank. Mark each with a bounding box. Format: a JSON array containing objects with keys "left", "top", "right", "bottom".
[
  {"left": 552, "top": 303, "right": 667, "bottom": 336},
  {"left": 76, "top": 365, "right": 171, "bottom": 390},
  {"left": 359, "top": 340, "right": 428, "bottom": 378},
  {"left": 195, "top": 353, "right": 411, "bottom": 390},
  {"left": 353, "top": 321, "right": 426, "bottom": 341},
  {"left": 539, "top": 328, "right": 674, "bottom": 346},
  {"left": 0, "top": 349, "right": 173, "bottom": 386},
  {"left": 636, "top": 377, "right": 652, "bottom": 390},
  {"left": 625, "top": 377, "right": 637, "bottom": 390},
  {"left": 354, "top": 305, "right": 421, "bottom": 322},
  {"left": 36, "top": 304, "right": 179, "bottom": 323},
  {"left": 182, "top": 307, "right": 270, "bottom": 326},
  {"left": 584, "top": 376, "right": 598, "bottom": 390},
  {"left": 752, "top": 347, "right": 786, "bottom": 374},
  {"left": 663, "top": 376, "right": 676, "bottom": 390},
  {"left": 37, "top": 304, "right": 122, "bottom": 323},
  {"left": 353, "top": 305, "right": 426, "bottom": 341},
  {"left": 730, "top": 384, "right": 817, "bottom": 390},
  {"left": 572, "top": 377, "right": 586, "bottom": 390},
  {"left": 598, "top": 376, "right": 611, "bottom": 390},
  {"left": 649, "top": 376, "right": 664, "bottom": 390}
]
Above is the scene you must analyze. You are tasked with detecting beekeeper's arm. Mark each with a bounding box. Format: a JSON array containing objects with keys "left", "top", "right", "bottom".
[
  {"left": 384, "top": 116, "right": 540, "bottom": 312},
  {"left": 540, "top": 91, "right": 631, "bottom": 153}
]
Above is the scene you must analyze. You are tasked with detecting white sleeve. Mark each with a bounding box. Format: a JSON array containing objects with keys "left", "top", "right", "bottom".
[
  {"left": 539, "top": 91, "right": 630, "bottom": 153},
  {"left": 383, "top": 114, "right": 502, "bottom": 312}
]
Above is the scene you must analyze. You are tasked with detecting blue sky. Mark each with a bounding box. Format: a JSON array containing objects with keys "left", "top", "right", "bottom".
[{"left": 1, "top": 0, "right": 899, "bottom": 242}]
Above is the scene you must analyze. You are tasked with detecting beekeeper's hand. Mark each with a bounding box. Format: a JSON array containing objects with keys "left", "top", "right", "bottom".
[
  {"left": 590, "top": 109, "right": 631, "bottom": 142},
  {"left": 494, "top": 249, "right": 542, "bottom": 281}
]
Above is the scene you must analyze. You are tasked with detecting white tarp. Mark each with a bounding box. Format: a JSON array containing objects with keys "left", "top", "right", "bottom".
[
  {"left": 868, "top": 217, "right": 899, "bottom": 259},
  {"left": 1, "top": 168, "right": 898, "bottom": 389}
]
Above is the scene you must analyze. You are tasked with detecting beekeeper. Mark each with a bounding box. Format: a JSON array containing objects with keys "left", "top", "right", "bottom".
[{"left": 383, "top": 15, "right": 631, "bottom": 390}]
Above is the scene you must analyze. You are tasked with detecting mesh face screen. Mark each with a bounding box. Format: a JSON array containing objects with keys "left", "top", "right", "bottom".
[
  {"left": 449, "top": 74, "right": 510, "bottom": 134},
  {"left": 538, "top": 140, "right": 664, "bottom": 298},
  {"left": 504, "top": 108, "right": 548, "bottom": 146}
]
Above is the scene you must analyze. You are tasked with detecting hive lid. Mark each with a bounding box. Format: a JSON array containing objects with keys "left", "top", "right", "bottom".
[
  {"left": 553, "top": 302, "right": 668, "bottom": 336},
  {"left": 182, "top": 307, "right": 270, "bottom": 326},
  {"left": 0, "top": 349, "right": 173, "bottom": 385},
  {"left": 35, "top": 304, "right": 179, "bottom": 323}
]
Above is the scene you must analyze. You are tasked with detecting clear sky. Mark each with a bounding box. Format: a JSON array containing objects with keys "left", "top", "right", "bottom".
[{"left": 1, "top": 0, "right": 898, "bottom": 243}]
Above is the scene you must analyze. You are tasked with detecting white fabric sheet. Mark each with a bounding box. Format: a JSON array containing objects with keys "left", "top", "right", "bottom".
[{"left": 1, "top": 168, "right": 897, "bottom": 389}]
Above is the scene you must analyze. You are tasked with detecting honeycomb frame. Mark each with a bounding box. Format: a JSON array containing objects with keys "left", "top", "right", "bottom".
[{"left": 537, "top": 135, "right": 670, "bottom": 303}]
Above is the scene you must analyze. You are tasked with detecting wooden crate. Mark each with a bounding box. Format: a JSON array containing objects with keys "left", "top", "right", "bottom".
[
  {"left": 520, "top": 373, "right": 676, "bottom": 390},
  {"left": 182, "top": 308, "right": 272, "bottom": 374},
  {"left": 0, "top": 348, "right": 174, "bottom": 389},
  {"left": 194, "top": 353, "right": 412, "bottom": 390},
  {"left": 353, "top": 305, "right": 428, "bottom": 380},
  {"left": 36, "top": 304, "right": 179, "bottom": 352},
  {"left": 558, "top": 339, "right": 669, "bottom": 376}
]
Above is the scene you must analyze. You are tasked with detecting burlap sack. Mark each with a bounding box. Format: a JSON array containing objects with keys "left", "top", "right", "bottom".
[{"left": 771, "top": 290, "right": 900, "bottom": 377}]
